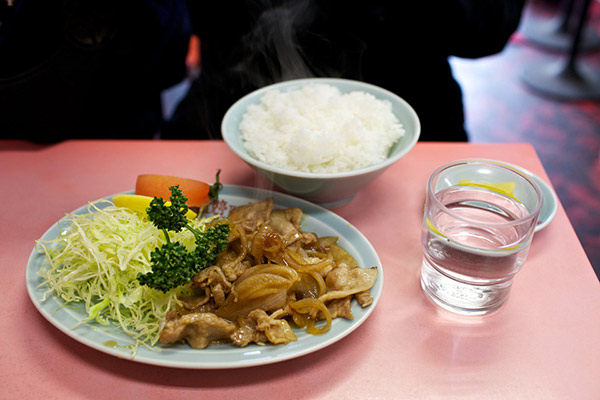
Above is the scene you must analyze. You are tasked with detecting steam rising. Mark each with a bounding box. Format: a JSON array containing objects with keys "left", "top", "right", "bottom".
[{"left": 234, "top": 0, "right": 316, "bottom": 88}]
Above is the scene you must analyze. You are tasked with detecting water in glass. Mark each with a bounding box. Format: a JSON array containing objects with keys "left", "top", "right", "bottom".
[{"left": 421, "top": 186, "right": 533, "bottom": 314}]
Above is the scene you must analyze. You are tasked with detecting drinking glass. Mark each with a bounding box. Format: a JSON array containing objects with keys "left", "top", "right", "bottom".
[{"left": 420, "top": 159, "right": 543, "bottom": 315}]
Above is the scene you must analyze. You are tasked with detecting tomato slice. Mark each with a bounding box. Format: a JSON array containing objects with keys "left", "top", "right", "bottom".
[{"left": 135, "top": 172, "right": 221, "bottom": 208}]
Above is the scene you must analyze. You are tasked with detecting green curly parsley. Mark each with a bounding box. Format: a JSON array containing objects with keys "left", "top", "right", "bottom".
[{"left": 137, "top": 185, "right": 230, "bottom": 292}]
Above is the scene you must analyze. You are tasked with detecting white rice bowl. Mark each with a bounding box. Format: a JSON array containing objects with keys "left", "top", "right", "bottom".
[
  {"left": 239, "top": 83, "right": 405, "bottom": 174},
  {"left": 222, "top": 78, "right": 420, "bottom": 207}
]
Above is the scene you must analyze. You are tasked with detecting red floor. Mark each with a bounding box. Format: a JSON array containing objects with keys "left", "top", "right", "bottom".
[{"left": 450, "top": 0, "right": 600, "bottom": 279}]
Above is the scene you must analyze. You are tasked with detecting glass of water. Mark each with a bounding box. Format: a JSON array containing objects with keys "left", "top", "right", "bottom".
[{"left": 420, "top": 159, "right": 543, "bottom": 315}]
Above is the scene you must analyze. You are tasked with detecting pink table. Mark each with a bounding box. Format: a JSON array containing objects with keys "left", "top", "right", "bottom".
[{"left": 2, "top": 140, "right": 599, "bottom": 399}]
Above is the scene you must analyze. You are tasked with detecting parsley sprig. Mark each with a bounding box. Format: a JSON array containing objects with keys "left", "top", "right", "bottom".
[{"left": 137, "top": 185, "right": 229, "bottom": 293}]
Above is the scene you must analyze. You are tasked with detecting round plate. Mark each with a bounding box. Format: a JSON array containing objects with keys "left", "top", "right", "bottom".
[
  {"left": 529, "top": 172, "right": 558, "bottom": 232},
  {"left": 505, "top": 163, "right": 558, "bottom": 232},
  {"left": 26, "top": 185, "right": 383, "bottom": 369}
]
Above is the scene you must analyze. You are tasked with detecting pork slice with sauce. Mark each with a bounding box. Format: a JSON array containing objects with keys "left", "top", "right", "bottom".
[
  {"left": 191, "top": 266, "right": 232, "bottom": 308},
  {"left": 319, "top": 264, "right": 378, "bottom": 306},
  {"left": 160, "top": 312, "right": 236, "bottom": 349},
  {"left": 269, "top": 208, "right": 317, "bottom": 246},
  {"left": 228, "top": 198, "right": 273, "bottom": 233},
  {"left": 231, "top": 309, "right": 297, "bottom": 347}
]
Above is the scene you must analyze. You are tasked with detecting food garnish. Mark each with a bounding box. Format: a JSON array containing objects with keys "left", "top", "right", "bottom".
[
  {"left": 137, "top": 185, "right": 229, "bottom": 293},
  {"left": 135, "top": 170, "right": 223, "bottom": 209},
  {"left": 112, "top": 193, "right": 198, "bottom": 219},
  {"left": 37, "top": 200, "right": 211, "bottom": 351}
]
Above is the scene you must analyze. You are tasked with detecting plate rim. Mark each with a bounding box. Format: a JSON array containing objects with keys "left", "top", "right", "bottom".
[
  {"left": 501, "top": 162, "right": 558, "bottom": 232},
  {"left": 26, "top": 185, "right": 383, "bottom": 369}
]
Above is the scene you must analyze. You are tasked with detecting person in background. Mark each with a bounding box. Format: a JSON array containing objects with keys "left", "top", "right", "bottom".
[
  {"left": 163, "top": 0, "right": 525, "bottom": 142},
  {"left": 0, "top": 0, "right": 192, "bottom": 141}
]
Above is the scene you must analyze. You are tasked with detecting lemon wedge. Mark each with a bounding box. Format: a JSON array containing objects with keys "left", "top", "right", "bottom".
[
  {"left": 458, "top": 179, "right": 518, "bottom": 201},
  {"left": 112, "top": 194, "right": 198, "bottom": 219}
]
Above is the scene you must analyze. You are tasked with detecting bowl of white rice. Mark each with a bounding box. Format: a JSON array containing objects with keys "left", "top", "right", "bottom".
[{"left": 222, "top": 78, "right": 421, "bottom": 208}]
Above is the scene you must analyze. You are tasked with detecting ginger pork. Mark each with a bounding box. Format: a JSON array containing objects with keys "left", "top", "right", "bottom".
[{"left": 159, "top": 198, "right": 378, "bottom": 349}]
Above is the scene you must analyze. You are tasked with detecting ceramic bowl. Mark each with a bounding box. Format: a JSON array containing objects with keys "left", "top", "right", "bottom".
[{"left": 222, "top": 78, "right": 421, "bottom": 208}]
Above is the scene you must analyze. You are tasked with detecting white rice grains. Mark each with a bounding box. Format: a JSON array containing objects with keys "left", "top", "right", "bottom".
[{"left": 238, "top": 83, "right": 405, "bottom": 174}]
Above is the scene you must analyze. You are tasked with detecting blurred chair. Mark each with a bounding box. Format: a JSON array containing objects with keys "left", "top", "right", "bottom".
[
  {"left": 521, "top": 0, "right": 600, "bottom": 100},
  {"left": 521, "top": 0, "right": 600, "bottom": 51}
]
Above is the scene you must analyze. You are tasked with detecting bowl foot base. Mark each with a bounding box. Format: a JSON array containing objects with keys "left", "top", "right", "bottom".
[{"left": 314, "top": 194, "right": 356, "bottom": 209}]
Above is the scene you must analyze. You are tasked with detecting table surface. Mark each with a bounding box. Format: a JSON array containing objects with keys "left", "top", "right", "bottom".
[{"left": 2, "top": 140, "right": 599, "bottom": 400}]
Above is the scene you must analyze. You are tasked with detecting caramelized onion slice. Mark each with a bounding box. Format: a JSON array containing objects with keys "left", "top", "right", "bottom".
[
  {"left": 289, "top": 298, "right": 332, "bottom": 335},
  {"left": 216, "top": 264, "right": 298, "bottom": 321},
  {"left": 328, "top": 243, "right": 358, "bottom": 267},
  {"left": 291, "top": 271, "right": 327, "bottom": 299},
  {"left": 250, "top": 225, "right": 283, "bottom": 262},
  {"left": 318, "top": 236, "right": 338, "bottom": 248},
  {"left": 283, "top": 248, "right": 334, "bottom": 273},
  {"left": 236, "top": 264, "right": 299, "bottom": 284},
  {"left": 216, "top": 290, "right": 288, "bottom": 322},
  {"left": 317, "top": 237, "right": 358, "bottom": 267}
]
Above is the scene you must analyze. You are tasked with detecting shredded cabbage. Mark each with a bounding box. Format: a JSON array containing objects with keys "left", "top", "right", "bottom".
[{"left": 37, "top": 199, "right": 212, "bottom": 352}]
